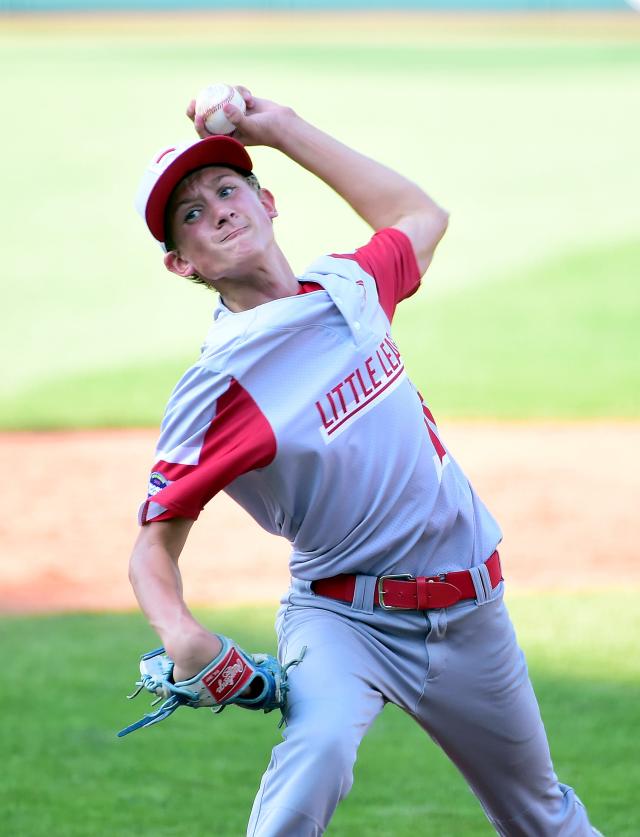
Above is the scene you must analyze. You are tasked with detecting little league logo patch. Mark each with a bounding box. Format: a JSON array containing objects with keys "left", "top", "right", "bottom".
[{"left": 147, "top": 471, "right": 170, "bottom": 497}]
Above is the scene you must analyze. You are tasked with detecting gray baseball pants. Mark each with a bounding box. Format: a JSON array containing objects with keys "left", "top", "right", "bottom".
[{"left": 247, "top": 574, "right": 599, "bottom": 836}]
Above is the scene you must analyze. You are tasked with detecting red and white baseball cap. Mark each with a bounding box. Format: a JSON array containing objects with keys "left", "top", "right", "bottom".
[{"left": 135, "top": 135, "right": 253, "bottom": 251}]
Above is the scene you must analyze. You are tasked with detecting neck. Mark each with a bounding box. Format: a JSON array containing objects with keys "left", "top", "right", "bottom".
[{"left": 214, "top": 246, "right": 299, "bottom": 313}]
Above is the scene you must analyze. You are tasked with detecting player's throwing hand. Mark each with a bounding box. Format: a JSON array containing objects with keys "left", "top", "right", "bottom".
[{"left": 187, "top": 85, "right": 295, "bottom": 149}]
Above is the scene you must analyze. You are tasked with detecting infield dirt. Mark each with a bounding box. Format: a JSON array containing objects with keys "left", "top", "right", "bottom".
[{"left": 1, "top": 422, "right": 638, "bottom": 614}]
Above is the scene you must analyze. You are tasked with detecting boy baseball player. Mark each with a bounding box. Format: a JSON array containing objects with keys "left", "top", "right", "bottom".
[{"left": 129, "top": 86, "right": 601, "bottom": 836}]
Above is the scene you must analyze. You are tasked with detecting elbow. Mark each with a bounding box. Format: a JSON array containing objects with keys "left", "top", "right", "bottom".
[
  {"left": 434, "top": 205, "right": 450, "bottom": 241},
  {"left": 422, "top": 204, "right": 449, "bottom": 251},
  {"left": 415, "top": 199, "right": 449, "bottom": 244},
  {"left": 413, "top": 206, "right": 449, "bottom": 276},
  {"left": 425, "top": 206, "right": 449, "bottom": 258}
]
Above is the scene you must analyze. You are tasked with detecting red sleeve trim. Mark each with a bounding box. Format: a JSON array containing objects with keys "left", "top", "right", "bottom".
[
  {"left": 141, "top": 378, "right": 276, "bottom": 524},
  {"left": 297, "top": 281, "right": 324, "bottom": 294},
  {"left": 331, "top": 227, "right": 421, "bottom": 322}
]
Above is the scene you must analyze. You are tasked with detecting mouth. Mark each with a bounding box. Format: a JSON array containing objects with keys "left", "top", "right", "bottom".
[{"left": 220, "top": 227, "right": 248, "bottom": 243}]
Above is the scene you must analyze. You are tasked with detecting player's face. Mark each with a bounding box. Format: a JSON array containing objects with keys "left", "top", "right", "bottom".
[{"left": 164, "top": 166, "right": 277, "bottom": 285}]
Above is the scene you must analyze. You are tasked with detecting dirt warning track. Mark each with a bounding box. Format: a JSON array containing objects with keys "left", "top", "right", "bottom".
[{"left": 1, "top": 422, "right": 638, "bottom": 614}]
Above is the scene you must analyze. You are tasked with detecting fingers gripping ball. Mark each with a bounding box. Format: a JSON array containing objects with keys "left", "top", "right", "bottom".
[
  {"left": 195, "top": 83, "right": 246, "bottom": 135},
  {"left": 117, "top": 636, "right": 306, "bottom": 737}
]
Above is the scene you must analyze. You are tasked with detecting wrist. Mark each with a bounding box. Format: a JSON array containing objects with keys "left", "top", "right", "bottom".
[
  {"left": 161, "top": 617, "right": 207, "bottom": 651},
  {"left": 163, "top": 623, "right": 222, "bottom": 679},
  {"left": 267, "top": 107, "right": 301, "bottom": 152}
]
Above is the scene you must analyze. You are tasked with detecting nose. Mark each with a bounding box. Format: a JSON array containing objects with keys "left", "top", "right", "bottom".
[{"left": 215, "top": 207, "right": 237, "bottom": 228}]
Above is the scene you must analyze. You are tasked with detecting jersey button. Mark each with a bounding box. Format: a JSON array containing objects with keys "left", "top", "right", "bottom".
[{"left": 353, "top": 321, "right": 361, "bottom": 330}]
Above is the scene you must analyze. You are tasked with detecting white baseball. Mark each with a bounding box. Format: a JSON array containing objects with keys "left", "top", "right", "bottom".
[{"left": 195, "top": 83, "right": 246, "bottom": 135}]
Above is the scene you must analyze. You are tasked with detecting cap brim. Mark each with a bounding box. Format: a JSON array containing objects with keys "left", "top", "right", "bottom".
[{"left": 146, "top": 136, "right": 253, "bottom": 243}]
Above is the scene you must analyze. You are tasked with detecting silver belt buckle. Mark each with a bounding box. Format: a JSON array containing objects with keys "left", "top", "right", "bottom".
[{"left": 377, "top": 574, "right": 415, "bottom": 610}]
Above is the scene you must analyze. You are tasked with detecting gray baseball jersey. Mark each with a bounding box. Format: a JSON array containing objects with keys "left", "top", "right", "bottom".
[
  {"left": 140, "top": 228, "right": 599, "bottom": 836},
  {"left": 140, "top": 228, "right": 500, "bottom": 581}
]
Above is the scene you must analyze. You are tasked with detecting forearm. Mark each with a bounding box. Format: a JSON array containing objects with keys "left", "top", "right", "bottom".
[
  {"left": 128, "top": 520, "right": 221, "bottom": 673},
  {"left": 273, "top": 112, "right": 443, "bottom": 232},
  {"left": 129, "top": 532, "right": 189, "bottom": 641}
]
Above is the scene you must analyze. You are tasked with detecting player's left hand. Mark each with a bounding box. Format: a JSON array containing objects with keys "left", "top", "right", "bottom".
[
  {"left": 117, "top": 635, "right": 306, "bottom": 737},
  {"left": 186, "top": 86, "right": 297, "bottom": 150}
]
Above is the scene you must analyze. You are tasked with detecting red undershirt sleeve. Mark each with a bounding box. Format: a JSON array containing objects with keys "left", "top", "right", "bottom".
[
  {"left": 332, "top": 227, "right": 421, "bottom": 322},
  {"left": 139, "top": 370, "right": 276, "bottom": 525}
]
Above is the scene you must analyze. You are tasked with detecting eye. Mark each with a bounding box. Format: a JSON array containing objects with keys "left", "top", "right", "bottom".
[
  {"left": 218, "top": 185, "right": 235, "bottom": 199},
  {"left": 184, "top": 207, "right": 202, "bottom": 224}
]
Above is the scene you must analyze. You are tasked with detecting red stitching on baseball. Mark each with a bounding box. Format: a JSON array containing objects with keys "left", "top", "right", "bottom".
[{"left": 200, "top": 85, "right": 235, "bottom": 122}]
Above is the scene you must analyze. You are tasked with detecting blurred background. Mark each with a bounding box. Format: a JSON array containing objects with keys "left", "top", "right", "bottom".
[
  {"left": 1, "top": 2, "right": 639, "bottom": 835},
  {"left": 1, "top": 2, "right": 638, "bottom": 426}
]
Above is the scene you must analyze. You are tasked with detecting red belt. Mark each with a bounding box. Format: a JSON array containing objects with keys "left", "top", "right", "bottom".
[{"left": 311, "top": 552, "right": 502, "bottom": 610}]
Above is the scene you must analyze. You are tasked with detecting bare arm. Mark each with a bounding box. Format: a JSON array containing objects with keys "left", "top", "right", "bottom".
[
  {"left": 128, "top": 518, "right": 221, "bottom": 681},
  {"left": 274, "top": 115, "right": 449, "bottom": 277},
  {"left": 188, "top": 89, "right": 449, "bottom": 275}
]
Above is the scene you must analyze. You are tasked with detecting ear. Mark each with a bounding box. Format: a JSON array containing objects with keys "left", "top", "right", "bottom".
[
  {"left": 258, "top": 188, "right": 278, "bottom": 220},
  {"left": 164, "top": 250, "right": 196, "bottom": 278}
]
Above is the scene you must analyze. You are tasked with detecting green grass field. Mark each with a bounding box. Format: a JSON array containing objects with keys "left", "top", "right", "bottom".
[
  {"left": 1, "top": 13, "right": 639, "bottom": 426},
  {"left": 2, "top": 13, "right": 639, "bottom": 837},
  {"left": 2, "top": 593, "right": 639, "bottom": 836}
]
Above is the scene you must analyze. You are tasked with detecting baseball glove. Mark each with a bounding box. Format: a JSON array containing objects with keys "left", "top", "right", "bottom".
[{"left": 117, "top": 634, "right": 305, "bottom": 737}]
